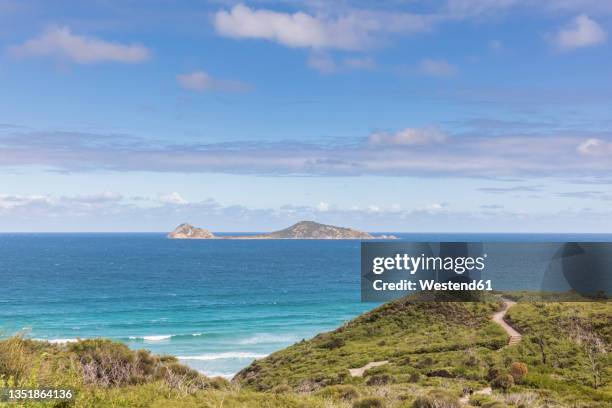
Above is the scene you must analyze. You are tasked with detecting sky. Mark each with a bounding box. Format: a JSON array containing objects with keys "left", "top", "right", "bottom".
[{"left": 0, "top": 0, "right": 611, "bottom": 232}]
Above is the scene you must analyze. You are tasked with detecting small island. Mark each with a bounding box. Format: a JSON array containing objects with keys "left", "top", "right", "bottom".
[
  {"left": 167, "top": 223, "right": 215, "bottom": 239},
  {"left": 167, "top": 220, "right": 396, "bottom": 240}
]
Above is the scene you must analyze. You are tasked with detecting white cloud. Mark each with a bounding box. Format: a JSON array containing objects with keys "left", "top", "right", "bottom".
[
  {"left": 555, "top": 14, "right": 607, "bottom": 50},
  {"left": 0, "top": 192, "right": 123, "bottom": 211},
  {"left": 0, "top": 194, "right": 50, "bottom": 210},
  {"left": 9, "top": 26, "right": 151, "bottom": 64},
  {"left": 214, "top": 4, "right": 358, "bottom": 49},
  {"left": 415, "top": 202, "right": 448, "bottom": 214},
  {"left": 368, "top": 127, "right": 447, "bottom": 146},
  {"left": 316, "top": 201, "right": 330, "bottom": 212},
  {"left": 158, "top": 192, "right": 188, "bottom": 205},
  {"left": 64, "top": 192, "right": 123, "bottom": 204},
  {"left": 419, "top": 58, "right": 457, "bottom": 76},
  {"left": 176, "top": 70, "right": 251, "bottom": 92},
  {"left": 577, "top": 138, "right": 612, "bottom": 156},
  {"left": 0, "top": 192, "right": 127, "bottom": 219},
  {"left": 213, "top": 4, "right": 431, "bottom": 50}
]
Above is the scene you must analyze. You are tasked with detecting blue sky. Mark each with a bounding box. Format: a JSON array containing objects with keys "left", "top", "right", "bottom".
[{"left": 1, "top": 0, "right": 611, "bottom": 232}]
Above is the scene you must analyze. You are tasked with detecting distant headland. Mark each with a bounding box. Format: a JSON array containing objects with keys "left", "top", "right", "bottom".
[{"left": 168, "top": 221, "right": 396, "bottom": 240}]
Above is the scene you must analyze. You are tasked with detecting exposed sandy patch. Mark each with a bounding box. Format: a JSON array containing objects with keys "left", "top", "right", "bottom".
[{"left": 348, "top": 361, "right": 389, "bottom": 377}]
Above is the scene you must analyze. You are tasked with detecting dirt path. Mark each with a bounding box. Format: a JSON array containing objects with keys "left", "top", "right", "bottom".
[
  {"left": 348, "top": 361, "right": 388, "bottom": 377},
  {"left": 460, "top": 299, "right": 521, "bottom": 406},
  {"left": 492, "top": 299, "right": 522, "bottom": 346}
]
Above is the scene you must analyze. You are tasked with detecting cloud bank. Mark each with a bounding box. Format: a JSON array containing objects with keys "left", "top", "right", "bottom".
[
  {"left": 213, "top": 4, "right": 432, "bottom": 50},
  {"left": 212, "top": 2, "right": 612, "bottom": 54},
  {"left": 2, "top": 192, "right": 610, "bottom": 233},
  {"left": 1, "top": 127, "right": 611, "bottom": 178}
]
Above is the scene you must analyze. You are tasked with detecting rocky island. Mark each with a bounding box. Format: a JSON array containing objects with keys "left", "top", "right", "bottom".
[
  {"left": 167, "top": 223, "right": 215, "bottom": 239},
  {"left": 167, "top": 220, "right": 395, "bottom": 240}
]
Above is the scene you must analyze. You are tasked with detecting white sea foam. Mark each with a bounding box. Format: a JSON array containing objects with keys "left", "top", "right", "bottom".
[
  {"left": 237, "top": 333, "right": 297, "bottom": 345},
  {"left": 128, "top": 333, "right": 204, "bottom": 341},
  {"left": 34, "top": 338, "right": 79, "bottom": 344},
  {"left": 178, "top": 352, "right": 268, "bottom": 361},
  {"left": 127, "top": 335, "right": 172, "bottom": 342},
  {"left": 143, "top": 335, "right": 172, "bottom": 341}
]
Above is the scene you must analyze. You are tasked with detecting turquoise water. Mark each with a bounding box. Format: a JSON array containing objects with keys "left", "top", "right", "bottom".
[{"left": 1, "top": 233, "right": 610, "bottom": 377}]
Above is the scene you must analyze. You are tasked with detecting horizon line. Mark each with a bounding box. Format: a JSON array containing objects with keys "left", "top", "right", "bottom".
[{"left": 0, "top": 231, "right": 611, "bottom": 235}]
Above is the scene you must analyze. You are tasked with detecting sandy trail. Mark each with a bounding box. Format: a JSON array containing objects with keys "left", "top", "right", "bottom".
[
  {"left": 460, "top": 299, "right": 522, "bottom": 406},
  {"left": 492, "top": 299, "right": 522, "bottom": 345},
  {"left": 348, "top": 361, "right": 388, "bottom": 377}
]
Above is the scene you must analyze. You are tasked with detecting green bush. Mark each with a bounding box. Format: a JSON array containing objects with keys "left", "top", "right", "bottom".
[
  {"left": 0, "top": 337, "right": 35, "bottom": 381},
  {"left": 465, "top": 355, "right": 479, "bottom": 367},
  {"left": 481, "top": 402, "right": 507, "bottom": 408},
  {"left": 413, "top": 390, "right": 460, "bottom": 408},
  {"left": 271, "top": 384, "right": 292, "bottom": 394},
  {"left": 487, "top": 367, "right": 502, "bottom": 381},
  {"left": 417, "top": 357, "right": 434, "bottom": 368},
  {"left": 469, "top": 394, "right": 497, "bottom": 406},
  {"left": 67, "top": 339, "right": 228, "bottom": 392},
  {"left": 336, "top": 371, "right": 349, "bottom": 383},
  {"left": 366, "top": 374, "right": 393, "bottom": 386},
  {"left": 69, "top": 339, "right": 140, "bottom": 387},
  {"left": 491, "top": 374, "right": 514, "bottom": 392},
  {"left": 353, "top": 396, "right": 385, "bottom": 408},
  {"left": 316, "top": 384, "right": 359, "bottom": 401},
  {"left": 319, "top": 337, "right": 345, "bottom": 350},
  {"left": 426, "top": 368, "right": 454, "bottom": 378}
]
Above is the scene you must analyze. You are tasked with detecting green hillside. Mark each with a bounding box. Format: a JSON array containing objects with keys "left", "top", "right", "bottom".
[
  {"left": 1, "top": 295, "right": 610, "bottom": 407},
  {"left": 235, "top": 294, "right": 610, "bottom": 407},
  {"left": 235, "top": 299, "right": 507, "bottom": 390}
]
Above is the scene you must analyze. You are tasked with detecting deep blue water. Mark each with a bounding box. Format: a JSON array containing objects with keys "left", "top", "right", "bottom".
[{"left": 1, "top": 233, "right": 610, "bottom": 377}]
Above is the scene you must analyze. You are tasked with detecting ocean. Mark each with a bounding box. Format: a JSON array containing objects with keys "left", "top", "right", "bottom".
[{"left": 1, "top": 233, "right": 610, "bottom": 377}]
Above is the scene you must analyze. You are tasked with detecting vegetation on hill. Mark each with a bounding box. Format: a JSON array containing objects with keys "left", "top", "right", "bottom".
[
  {"left": 1, "top": 294, "right": 610, "bottom": 407},
  {"left": 235, "top": 299, "right": 506, "bottom": 391},
  {"left": 236, "top": 295, "right": 610, "bottom": 407}
]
